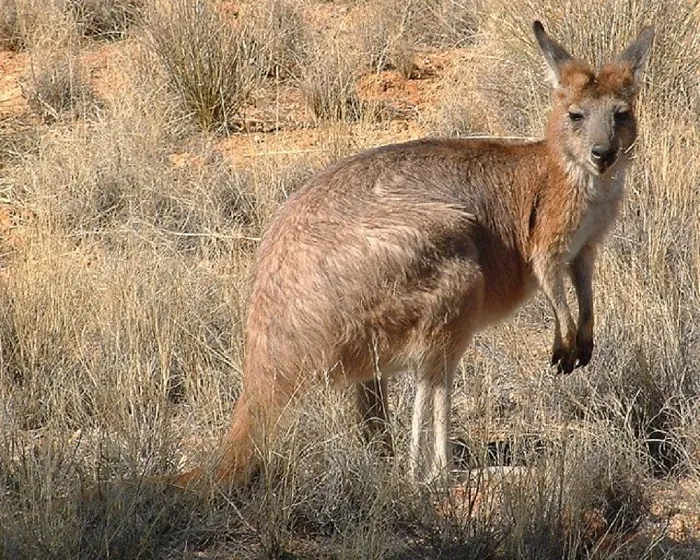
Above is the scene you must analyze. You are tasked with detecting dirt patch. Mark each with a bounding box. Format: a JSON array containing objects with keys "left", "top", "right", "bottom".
[
  {"left": 0, "top": 50, "right": 29, "bottom": 118},
  {"left": 82, "top": 39, "right": 139, "bottom": 104},
  {"left": 645, "top": 479, "right": 700, "bottom": 545}
]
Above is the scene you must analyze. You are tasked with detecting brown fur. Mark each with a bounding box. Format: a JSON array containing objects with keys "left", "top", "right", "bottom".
[{"left": 175, "top": 21, "right": 654, "bottom": 487}]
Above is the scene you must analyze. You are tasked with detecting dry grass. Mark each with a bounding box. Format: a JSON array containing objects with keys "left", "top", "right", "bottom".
[
  {"left": 355, "top": 0, "right": 477, "bottom": 77},
  {"left": 143, "top": 0, "right": 264, "bottom": 131},
  {"left": 21, "top": 47, "right": 96, "bottom": 122},
  {"left": 0, "top": 0, "right": 27, "bottom": 49},
  {"left": 0, "top": 0, "right": 698, "bottom": 558},
  {"left": 0, "top": 0, "right": 73, "bottom": 50},
  {"left": 400, "top": 0, "right": 478, "bottom": 49},
  {"left": 0, "top": 0, "right": 140, "bottom": 49},
  {"left": 248, "top": 0, "right": 308, "bottom": 80},
  {"left": 68, "top": 0, "right": 142, "bottom": 40},
  {"left": 354, "top": 1, "right": 417, "bottom": 78},
  {"left": 299, "top": 36, "right": 363, "bottom": 122}
]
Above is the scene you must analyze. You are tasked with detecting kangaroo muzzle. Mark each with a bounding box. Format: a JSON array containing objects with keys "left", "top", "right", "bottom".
[{"left": 590, "top": 144, "right": 618, "bottom": 173}]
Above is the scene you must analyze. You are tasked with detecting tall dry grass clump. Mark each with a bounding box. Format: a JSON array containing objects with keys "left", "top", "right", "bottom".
[
  {"left": 12, "top": 2, "right": 98, "bottom": 123},
  {"left": 21, "top": 46, "right": 96, "bottom": 122},
  {"left": 355, "top": 0, "right": 478, "bottom": 77},
  {"left": 247, "top": 0, "right": 308, "bottom": 80},
  {"left": 68, "top": 0, "right": 142, "bottom": 40},
  {"left": 143, "top": 0, "right": 263, "bottom": 131},
  {"left": 299, "top": 36, "right": 363, "bottom": 122},
  {"left": 0, "top": 0, "right": 140, "bottom": 48},
  {"left": 399, "top": 0, "right": 478, "bottom": 49},
  {"left": 355, "top": 1, "right": 416, "bottom": 77},
  {"left": 0, "top": 0, "right": 68, "bottom": 50},
  {"left": 0, "top": 0, "right": 30, "bottom": 49}
]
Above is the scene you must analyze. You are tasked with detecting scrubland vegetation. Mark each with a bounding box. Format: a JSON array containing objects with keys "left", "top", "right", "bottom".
[{"left": 0, "top": 0, "right": 698, "bottom": 558}]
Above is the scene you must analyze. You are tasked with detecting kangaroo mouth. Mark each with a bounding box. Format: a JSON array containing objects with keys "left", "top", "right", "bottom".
[{"left": 588, "top": 150, "right": 619, "bottom": 175}]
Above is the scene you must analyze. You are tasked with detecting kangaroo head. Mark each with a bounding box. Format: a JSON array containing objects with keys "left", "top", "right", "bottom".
[{"left": 533, "top": 21, "right": 654, "bottom": 178}]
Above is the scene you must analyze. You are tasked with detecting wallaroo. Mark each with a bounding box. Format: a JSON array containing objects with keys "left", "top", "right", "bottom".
[{"left": 176, "top": 21, "right": 654, "bottom": 487}]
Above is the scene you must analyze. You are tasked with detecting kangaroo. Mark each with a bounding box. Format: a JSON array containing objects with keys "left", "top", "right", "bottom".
[{"left": 176, "top": 21, "right": 654, "bottom": 487}]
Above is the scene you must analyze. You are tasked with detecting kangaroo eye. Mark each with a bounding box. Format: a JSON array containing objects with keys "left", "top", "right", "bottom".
[
  {"left": 568, "top": 111, "right": 584, "bottom": 122},
  {"left": 614, "top": 110, "right": 630, "bottom": 123}
]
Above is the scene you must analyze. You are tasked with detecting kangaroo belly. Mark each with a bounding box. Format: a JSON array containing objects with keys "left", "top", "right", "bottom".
[
  {"left": 247, "top": 207, "right": 486, "bottom": 385},
  {"left": 480, "top": 272, "right": 537, "bottom": 326},
  {"left": 473, "top": 225, "right": 535, "bottom": 326}
]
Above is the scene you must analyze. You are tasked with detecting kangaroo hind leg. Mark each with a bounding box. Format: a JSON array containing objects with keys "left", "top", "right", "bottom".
[
  {"left": 410, "top": 361, "right": 459, "bottom": 483},
  {"left": 410, "top": 373, "right": 434, "bottom": 481},
  {"left": 430, "top": 367, "right": 456, "bottom": 481}
]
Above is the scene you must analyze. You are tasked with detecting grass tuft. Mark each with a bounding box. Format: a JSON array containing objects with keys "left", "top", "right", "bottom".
[
  {"left": 68, "top": 0, "right": 142, "bottom": 40},
  {"left": 143, "top": 0, "right": 262, "bottom": 132},
  {"left": 0, "top": 0, "right": 73, "bottom": 50},
  {"left": 21, "top": 47, "right": 96, "bottom": 123},
  {"left": 299, "top": 37, "right": 362, "bottom": 122},
  {"left": 249, "top": 0, "right": 308, "bottom": 80}
]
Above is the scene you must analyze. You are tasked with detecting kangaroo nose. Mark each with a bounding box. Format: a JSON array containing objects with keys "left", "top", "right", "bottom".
[{"left": 591, "top": 145, "right": 616, "bottom": 167}]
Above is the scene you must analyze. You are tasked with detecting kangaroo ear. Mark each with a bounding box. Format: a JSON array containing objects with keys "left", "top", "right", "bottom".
[
  {"left": 617, "top": 26, "right": 655, "bottom": 92},
  {"left": 533, "top": 20, "right": 573, "bottom": 88}
]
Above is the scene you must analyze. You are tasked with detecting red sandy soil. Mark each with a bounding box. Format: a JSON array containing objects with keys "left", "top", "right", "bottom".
[{"left": 0, "top": 49, "right": 28, "bottom": 118}]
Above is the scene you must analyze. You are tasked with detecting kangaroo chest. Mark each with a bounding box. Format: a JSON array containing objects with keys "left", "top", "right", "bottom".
[
  {"left": 565, "top": 172, "right": 625, "bottom": 262},
  {"left": 566, "top": 198, "right": 621, "bottom": 262},
  {"left": 566, "top": 211, "right": 595, "bottom": 262}
]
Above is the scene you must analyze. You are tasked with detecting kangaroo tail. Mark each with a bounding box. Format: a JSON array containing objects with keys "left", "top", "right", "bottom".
[{"left": 173, "top": 391, "right": 264, "bottom": 489}]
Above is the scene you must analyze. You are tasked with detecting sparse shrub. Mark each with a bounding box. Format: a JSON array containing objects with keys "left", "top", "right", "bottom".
[
  {"left": 299, "top": 39, "right": 362, "bottom": 122},
  {"left": 68, "top": 0, "right": 142, "bottom": 40},
  {"left": 390, "top": 35, "right": 417, "bottom": 79},
  {"left": 357, "top": 0, "right": 477, "bottom": 75},
  {"left": 0, "top": 0, "right": 22, "bottom": 49},
  {"left": 358, "top": 6, "right": 393, "bottom": 73},
  {"left": 404, "top": 0, "right": 478, "bottom": 48},
  {"left": 21, "top": 47, "right": 96, "bottom": 123},
  {"left": 248, "top": 0, "right": 308, "bottom": 80},
  {"left": 355, "top": 1, "right": 417, "bottom": 77},
  {"left": 0, "top": 0, "right": 140, "bottom": 48},
  {"left": 356, "top": 4, "right": 408, "bottom": 75},
  {"left": 0, "top": 0, "right": 72, "bottom": 50},
  {"left": 144, "top": 0, "right": 262, "bottom": 131}
]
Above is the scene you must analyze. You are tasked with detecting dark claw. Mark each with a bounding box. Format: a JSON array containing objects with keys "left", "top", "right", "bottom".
[
  {"left": 576, "top": 337, "right": 594, "bottom": 368},
  {"left": 559, "top": 357, "right": 576, "bottom": 374},
  {"left": 551, "top": 347, "right": 576, "bottom": 374}
]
